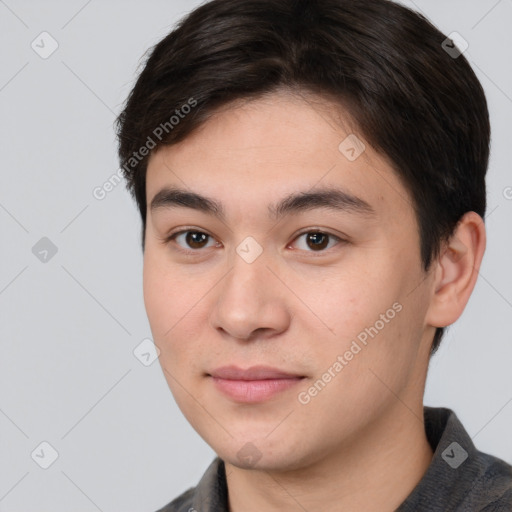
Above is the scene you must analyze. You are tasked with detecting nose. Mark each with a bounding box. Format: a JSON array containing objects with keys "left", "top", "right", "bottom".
[{"left": 209, "top": 250, "right": 292, "bottom": 342}]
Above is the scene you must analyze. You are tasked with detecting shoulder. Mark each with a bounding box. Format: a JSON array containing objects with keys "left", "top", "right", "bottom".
[
  {"left": 153, "top": 457, "right": 227, "bottom": 512},
  {"left": 154, "top": 487, "right": 195, "bottom": 512},
  {"left": 475, "top": 452, "right": 512, "bottom": 511}
]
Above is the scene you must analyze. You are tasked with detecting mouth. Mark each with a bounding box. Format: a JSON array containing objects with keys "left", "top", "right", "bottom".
[{"left": 207, "top": 365, "right": 306, "bottom": 403}]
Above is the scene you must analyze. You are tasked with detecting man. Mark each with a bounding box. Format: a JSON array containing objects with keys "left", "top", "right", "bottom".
[{"left": 116, "top": 0, "right": 512, "bottom": 510}]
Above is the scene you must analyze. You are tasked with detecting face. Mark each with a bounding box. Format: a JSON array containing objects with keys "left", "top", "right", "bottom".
[{"left": 143, "top": 91, "right": 437, "bottom": 471}]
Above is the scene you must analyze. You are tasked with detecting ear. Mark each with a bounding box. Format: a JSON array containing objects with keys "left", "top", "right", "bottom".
[{"left": 425, "top": 211, "right": 486, "bottom": 328}]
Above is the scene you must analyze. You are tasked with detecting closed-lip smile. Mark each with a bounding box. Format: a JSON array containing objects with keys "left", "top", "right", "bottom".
[
  {"left": 208, "top": 365, "right": 304, "bottom": 380},
  {"left": 207, "top": 365, "right": 305, "bottom": 402}
]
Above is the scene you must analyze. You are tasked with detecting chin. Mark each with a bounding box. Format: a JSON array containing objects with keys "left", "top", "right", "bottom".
[{"left": 211, "top": 433, "right": 313, "bottom": 473}]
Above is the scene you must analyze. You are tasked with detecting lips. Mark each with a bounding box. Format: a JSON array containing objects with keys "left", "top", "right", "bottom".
[
  {"left": 208, "top": 365, "right": 303, "bottom": 380},
  {"left": 207, "top": 365, "right": 305, "bottom": 403}
]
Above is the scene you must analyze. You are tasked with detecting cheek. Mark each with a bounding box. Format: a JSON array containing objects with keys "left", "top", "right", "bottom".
[
  {"left": 143, "top": 248, "right": 196, "bottom": 336},
  {"left": 299, "top": 270, "right": 392, "bottom": 346},
  {"left": 143, "top": 252, "right": 172, "bottom": 338},
  {"left": 296, "top": 302, "right": 420, "bottom": 440},
  {"left": 142, "top": 250, "right": 215, "bottom": 374},
  {"left": 301, "top": 264, "right": 420, "bottom": 383},
  {"left": 143, "top": 251, "right": 189, "bottom": 364}
]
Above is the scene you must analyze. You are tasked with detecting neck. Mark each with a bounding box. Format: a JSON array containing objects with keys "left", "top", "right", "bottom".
[{"left": 225, "top": 402, "right": 433, "bottom": 512}]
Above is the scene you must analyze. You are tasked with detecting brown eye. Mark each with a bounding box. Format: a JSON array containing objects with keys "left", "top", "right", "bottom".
[
  {"left": 292, "top": 231, "right": 343, "bottom": 252},
  {"left": 185, "top": 231, "right": 209, "bottom": 249},
  {"left": 169, "top": 230, "right": 218, "bottom": 251},
  {"left": 305, "top": 232, "right": 329, "bottom": 250}
]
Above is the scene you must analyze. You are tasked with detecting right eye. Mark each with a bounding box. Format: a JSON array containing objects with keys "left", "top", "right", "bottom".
[{"left": 165, "top": 229, "right": 221, "bottom": 254}]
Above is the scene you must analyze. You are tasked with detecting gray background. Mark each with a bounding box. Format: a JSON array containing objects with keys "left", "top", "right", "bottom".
[{"left": 1, "top": 0, "right": 511, "bottom": 510}]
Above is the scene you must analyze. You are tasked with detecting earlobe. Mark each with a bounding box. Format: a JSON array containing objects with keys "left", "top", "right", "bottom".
[{"left": 426, "top": 212, "right": 486, "bottom": 328}]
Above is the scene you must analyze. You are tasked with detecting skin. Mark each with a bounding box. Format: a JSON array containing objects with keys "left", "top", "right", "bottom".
[{"left": 143, "top": 90, "right": 486, "bottom": 512}]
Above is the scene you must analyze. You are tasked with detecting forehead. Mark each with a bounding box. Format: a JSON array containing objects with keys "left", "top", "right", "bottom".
[{"left": 145, "top": 92, "right": 414, "bottom": 223}]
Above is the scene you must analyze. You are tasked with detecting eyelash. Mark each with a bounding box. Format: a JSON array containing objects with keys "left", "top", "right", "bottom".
[{"left": 162, "top": 228, "right": 347, "bottom": 257}]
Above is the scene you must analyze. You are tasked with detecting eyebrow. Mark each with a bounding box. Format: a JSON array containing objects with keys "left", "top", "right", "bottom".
[{"left": 149, "top": 186, "right": 376, "bottom": 221}]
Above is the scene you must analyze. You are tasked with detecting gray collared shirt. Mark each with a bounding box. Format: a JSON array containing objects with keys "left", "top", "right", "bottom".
[{"left": 156, "top": 407, "right": 512, "bottom": 511}]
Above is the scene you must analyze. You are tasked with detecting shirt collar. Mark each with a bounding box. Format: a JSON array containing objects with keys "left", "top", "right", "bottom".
[
  {"left": 397, "top": 406, "right": 479, "bottom": 510},
  {"left": 191, "top": 453, "right": 229, "bottom": 511}
]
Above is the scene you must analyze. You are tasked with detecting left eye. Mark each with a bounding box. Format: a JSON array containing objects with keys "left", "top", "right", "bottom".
[{"left": 291, "top": 231, "right": 342, "bottom": 252}]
